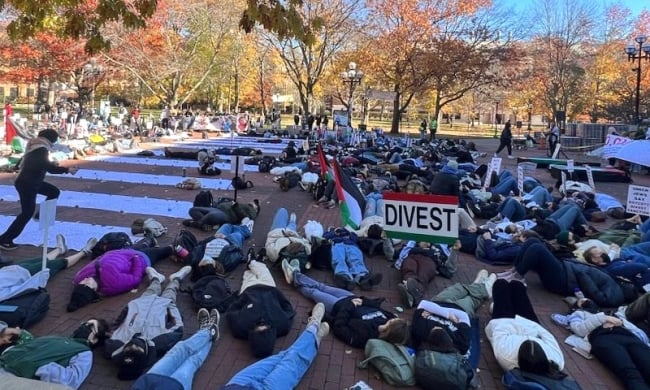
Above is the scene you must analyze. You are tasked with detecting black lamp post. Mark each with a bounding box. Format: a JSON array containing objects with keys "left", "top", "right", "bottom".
[
  {"left": 340, "top": 62, "right": 363, "bottom": 128},
  {"left": 493, "top": 101, "right": 499, "bottom": 138},
  {"left": 527, "top": 100, "right": 532, "bottom": 131},
  {"left": 625, "top": 35, "right": 650, "bottom": 124}
]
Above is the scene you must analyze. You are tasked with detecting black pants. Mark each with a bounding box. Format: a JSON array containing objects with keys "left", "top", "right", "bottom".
[
  {"left": 495, "top": 140, "right": 512, "bottom": 155},
  {"left": 138, "top": 246, "right": 174, "bottom": 265},
  {"left": 590, "top": 327, "right": 650, "bottom": 390},
  {"left": 0, "top": 181, "right": 60, "bottom": 243},
  {"left": 514, "top": 239, "right": 568, "bottom": 296},
  {"left": 491, "top": 279, "right": 539, "bottom": 322}
]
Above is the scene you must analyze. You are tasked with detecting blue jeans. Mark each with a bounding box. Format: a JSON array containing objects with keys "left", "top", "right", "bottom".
[
  {"left": 331, "top": 243, "right": 369, "bottom": 281},
  {"left": 270, "top": 208, "right": 296, "bottom": 232},
  {"left": 217, "top": 224, "right": 251, "bottom": 247},
  {"left": 389, "top": 152, "right": 403, "bottom": 164},
  {"left": 144, "top": 328, "right": 211, "bottom": 390},
  {"left": 294, "top": 271, "right": 354, "bottom": 313},
  {"left": 499, "top": 198, "right": 526, "bottom": 222},
  {"left": 226, "top": 325, "right": 319, "bottom": 389},
  {"left": 525, "top": 186, "right": 552, "bottom": 205},
  {"left": 640, "top": 219, "right": 650, "bottom": 242},
  {"left": 620, "top": 242, "right": 650, "bottom": 267},
  {"left": 547, "top": 204, "right": 587, "bottom": 231},
  {"left": 492, "top": 177, "right": 517, "bottom": 196},
  {"left": 364, "top": 193, "right": 384, "bottom": 218}
]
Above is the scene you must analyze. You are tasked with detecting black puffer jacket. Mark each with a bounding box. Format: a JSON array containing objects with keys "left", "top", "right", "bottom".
[
  {"left": 226, "top": 285, "right": 295, "bottom": 340},
  {"left": 329, "top": 296, "right": 395, "bottom": 348},
  {"left": 564, "top": 260, "right": 626, "bottom": 307}
]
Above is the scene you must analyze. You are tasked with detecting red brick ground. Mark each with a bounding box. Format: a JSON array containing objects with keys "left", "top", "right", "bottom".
[{"left": 1, "top": 135, "right": 645, "bottom": 389}]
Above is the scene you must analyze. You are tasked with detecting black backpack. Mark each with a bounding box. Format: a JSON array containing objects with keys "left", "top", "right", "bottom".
[
  {"left": 231, "top": 176, "right": 254, "bottom": 190},
  {"left": 193, "top": 190, "right": 214, "bottom": 207},
  {"left": 312, "top": 175, "right": 328, "bottom": 201},
  {"left": 0, "top": 288, "right": 50, "bottom": 328},
  {"left": 91, "top": 232, "right": 133, "bottom": 258},
  {"left": 191, "top": 275, "right": 235, "bottom": 312},
  {"left": 258, "top": 156, "right": 276, "bottom": 173},
  {"left": 173, "top": 229, "right": 199, "bottom": 253}
]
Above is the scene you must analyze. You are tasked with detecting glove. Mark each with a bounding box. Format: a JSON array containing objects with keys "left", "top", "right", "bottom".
[{"left": 143, "top": 218, "right": 167, "bottom": 237}]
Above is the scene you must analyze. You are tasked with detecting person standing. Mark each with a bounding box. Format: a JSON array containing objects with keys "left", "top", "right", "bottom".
[
  {"left": 428, "top": 117, "right": 438, "bottom": 141},
  {"left": 0, "top": 129, "right": 78, "bottom": 250},
  {"left": 495, "top": 120, "right": 514, "bottom": 159},
  {"left": 547, "top": 122, "right": 560, "bottom": 157}
]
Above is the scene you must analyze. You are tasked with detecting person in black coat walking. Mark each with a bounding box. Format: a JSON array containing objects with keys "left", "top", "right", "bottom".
[
  {"left": 0, "top": 129, "right": 78, "bottom": 250},
  {"left": 495, "top": 120, "right": 514, "bottom": 159}
]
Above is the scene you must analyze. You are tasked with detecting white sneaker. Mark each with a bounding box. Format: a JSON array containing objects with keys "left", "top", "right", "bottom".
[
  {"left": 484, "top": 273, "right": 497, "bottom": 299},
  {"left": 281, "top": 259, "right": 295, "bottom": 285},
  {"left": 82, "top": 237, "right": 98, "bottom": 255},
  {"left": 473, "top": 269, "right": 489, "bottom": 284},
  {"left": 170, "top": 265, "right": 192, "bottom": 282},
  {"left": 507, "top": 155, "right": 515, "bottom": 159},
  {"left": 308, "top": 302, "right": 325, "bottom": 325},
  {"left": 56, "top": 234, "right": 67, "bottom": 254},
  {"left": 241, "top": 217, "right": 254, "bottom": 233},
  {"left": 289, "top": 212, "right": 297, "bottom": 225},
  {"left": 146, "top": 267, "right": 165, "bottom": 284}
]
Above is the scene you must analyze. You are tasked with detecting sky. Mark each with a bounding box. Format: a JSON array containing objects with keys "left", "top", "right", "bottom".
[{"left": 498, "top": 0, "right": 648, "bottom": 17}]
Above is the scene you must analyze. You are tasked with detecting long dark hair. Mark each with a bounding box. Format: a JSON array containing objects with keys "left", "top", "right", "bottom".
[{"left": 518, "top": 340, "right": 566, "bottom": 379}]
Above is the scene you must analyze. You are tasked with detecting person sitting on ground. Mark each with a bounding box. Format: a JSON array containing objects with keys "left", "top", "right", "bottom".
[
  {"left": 0, "top": 318, "right": 108, "bottom": 389},
  {"left": 219, "top": 303, "right": 329, "bottom": 390},
  {"left": 486, "top": 279, "right": 575, "bottom": 387},
  {"left": 104, "top": 266, "right": 192, "bottom": 380},
  {"left": 280, "top": 261, "right": 409, "bottom": 348},
  {"left": 498, "top": 236, "right": 630, "bottom": 308},
  {"left": 184, "top": 199, "right": 260, "bottom": 232},
  {"left": 264, "top": 208, "right": 312, "bottom": 270},
  {"left": 279, "top": 140, "right": 302, "bottom": 163},
  {"left": 66, "top": 242, "right": 187, "bottom": 312},
  {"left": 551, "top": 296, "right": 650, "bottom": 389},
  {"left": 131, "top": 308, "right": 220, "bottom": 390},
  {"left": 197, "top": 149, "right": 221, "bottom": 176},
  {"left": 410, "top": 270, "right": 495, "bottom": 351},
  {"left": 226, "top": 259, "right": 296, "bottom": 358},
  {"left": 189, "top": 218, "right": 255, "bottom": 276}
]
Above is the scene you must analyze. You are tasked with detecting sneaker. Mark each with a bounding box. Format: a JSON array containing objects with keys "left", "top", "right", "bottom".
[
  {"left": 256, "top": 248, "right": 267, "bottom": 262},
  {"left": 496, "top": 268, "right": 515, "bottom": 279},
  {"left": 334, "top": 274, "right": 355, "bottom": 291},
  {"left": 316, "top": 196, "right": 328, "bottom": 203},
  {"left": 281, "top": 259, "right": 295, "bottom": 285},
  {"left": 146, "top": 267, "right": 166, "bottom": 284},
  {"left": 0, "top": 241, "right": 18, "bottom": 251},
  {"left": 397, "top": 282, "right": 414, "bottom": 308},
  {"left": 56, "top": 234, "right": 68, "bottom": 254},
  {"left": 511, "top": 272, "right": 527, "bottom": 286},
  {"left": 551, "top": 313, "right": 570, "bottom": 328},
  {"left": 359, "top": 273, "right": 383, "bottom": 291},
  {"left": 241, "top": 217, "right": 254, "bottom": 233},
  {"left": 298, "top": 182, "right": 308, "bottom": 191},
  {"left": 563, "top": 296, "right": 578, "bottom": 307},
  {"left": 209, "top": 309, "right": 221, "bottom": 341},
  {"left": 308, "top": 302, "right": 325, "bottom": 325},
  {"left": 316, "top": 322, "right": 330, "bottom": 343},
  {"left": 198, "top": 308, "right": 211, "bottom": 330},
  {"left": 82, "top": 237, "right": 98, "bottom": 255},
  {"left": 484, "top": 273, "right": 497, "bottom": 299},
  {"left": 325, "top": 200, "right": 337, "bottom": 209},
  {"left": 290, "top": 258, "right": 301, "bottom": 272},
  {"left": 289, "top": 212, "right": 297, "bottom": 225},
  {"left": 473, "top": 269, "right": 489, "bottom": 284},
  {"left": 170, "top": 265, "right": 192, "bottom": 282},
  {"left": 508, "top": 155, "right": 515, "bottom": 159},
  {"left": 246, "top": 248, "right": 256, "bottom": 264}
]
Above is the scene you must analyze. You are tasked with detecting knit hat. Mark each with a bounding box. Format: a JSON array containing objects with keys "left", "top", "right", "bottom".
[
  {"left": 446, "top": 160, "right": 458, "bottom": 171},
  {"left": 117, "top": 337, "right": 150, "bottom": 380},
  {"left": 556, "top": 231, "right": 571, "bottom": 246},
  {"left": 367, "top": 224, "right": 383, "bottom": 240},
  {"left": 249, "top": 323, "right": 276, "bottom": 358},
  {"left": 67, "top": 284, "right": 99, "bottom": 312},
  {"left": 0, "top": 321, "right": 7, "bottom": 334},
  {"left": 427, "top": 327, "right": 457, "bottom": 353},
  {"left": 38, "top": 128, "right": 59, "bottom": 144}
]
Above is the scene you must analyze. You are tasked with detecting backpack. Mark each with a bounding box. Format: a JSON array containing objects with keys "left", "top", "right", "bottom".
[
  {"left": 258, "top": 156, "right": 276, "bottom": 173},
  {"left": 433, "top": 245, "right": 458, "bottom": 279},
  {"left": 0, "top": 288, "right": 50, "bottom": 328},
  {"left": 91, "top": 232, "right": 133, "bottom": 258},
  {"left": 502, "top": 369, "right": 582, "bottom": 390},
  {"left": 193, "top": 190, "right": 214, "bottom": 207},
  {"left": 312, "top": 175, "right": 328, "bottom": 201},
  {"left": 173, "top": 229, "right": 199, "bottom": 253},
  {"left": 190, "top": 275, "right": 235, "bottom": 312},
  {"left": 414, "top": 349, "right": 474, "bottom": 390},
  {"left": 358, "top": 339, "right": 416, "bottom": 386},
  {"left": 231, "top": 176, "right": 254, "bottom": 190}
]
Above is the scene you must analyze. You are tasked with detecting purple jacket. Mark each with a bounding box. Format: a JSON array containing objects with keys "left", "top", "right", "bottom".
[{"left": 73, "top": 249, "right": 148, "bottom": 296}]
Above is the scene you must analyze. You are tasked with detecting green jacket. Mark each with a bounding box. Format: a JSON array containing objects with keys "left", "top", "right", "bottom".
[
  {"left": 429, "top": 120, "right": 438, "bottom": 131},
  {"left": 0, "top": 336, "right": 90, "bottom": 379}
]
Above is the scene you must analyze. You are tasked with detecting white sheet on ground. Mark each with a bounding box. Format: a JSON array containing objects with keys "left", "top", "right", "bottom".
[
  {"left": 83, "top": 155, "right": 259, "bottom": 172},
  {"left": 63, "top": 169, "right": 233, "bottom": 189}
]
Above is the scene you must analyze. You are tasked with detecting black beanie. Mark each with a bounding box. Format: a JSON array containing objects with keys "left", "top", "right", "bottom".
[
  {"left": 67, "top": 284, "right": 98, "bottom": 312},
  {"left": 38, "top": 128, "right": 59, "bottom": 144},
  {"left": 426, "top": 327, "right": 457, "bottom": 353},
  {"left": 249, "top": 324, "right": 277, "bottom": 358}
]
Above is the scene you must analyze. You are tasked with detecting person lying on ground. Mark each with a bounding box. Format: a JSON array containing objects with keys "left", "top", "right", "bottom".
[
  {"left": 183, "top": 199, "right": 259, "bottom": 232},
  {"left": 475, "top": 230, "right": 524, "bottom": 265},
  {"left": 264, "top": 208, "right": 312, "bottom": 270},
  {"left": 103, "top": 266, "right": 192, "bottom": 380},
  {"left": 131, "top": 308, "right": 220, "bottom": 390},
  {"left": 532, "top": 203, "right": 599, "bottom": 242},
  {"left": 226, "top": 259, "right": 295, "bottom": 358},
  {"left": 187, "top": 219, "right": 254, "bottom": 277},
  {"left": 410, "top": 270, "right": 495, "bottom": 352},
  {"left": 280, "top": 261, "right": 409, "bottom": 348},
  {"left": 583, "top": 243, "right": 650, "bottom": 292},
  {"left": 218, "top": 303, "right": 330, "bottom": 390},
  {"left": 0, "top": 318, "right": 108, "bottom": 389},
  {"left": 66, "top": 244, "right": 186, "bottom": 312}
]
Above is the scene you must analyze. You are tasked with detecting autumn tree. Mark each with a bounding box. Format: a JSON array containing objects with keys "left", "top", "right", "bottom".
[{"left": 0, "top": 0, "right": 157, "bottom": 53}]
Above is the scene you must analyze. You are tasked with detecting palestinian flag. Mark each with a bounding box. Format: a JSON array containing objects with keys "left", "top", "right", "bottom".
[
  {"left": 317, "top": 143, "right": 333, "bottom": 179},
  {"left": 4, "top": 103, "right": 15, "bottom": 144},
  {"left": 332, "top": 159, "right": 366, "bottom": 229}
]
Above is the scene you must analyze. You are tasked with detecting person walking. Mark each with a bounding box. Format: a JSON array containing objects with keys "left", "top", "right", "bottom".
[
  {"left": 495, "top": 120, "right": 514, "bottom": 159},
  {"left": 0, "top": 129, "right": 78, "bottom": 250}
]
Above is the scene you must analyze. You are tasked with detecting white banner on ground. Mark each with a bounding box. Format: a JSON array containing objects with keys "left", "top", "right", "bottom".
[
  {"left": 603, "top": 135, "right": 634, "bottom": 159},
  {"left": 585, "top": 165, "right": 595, "bottom": 191},
  {"left": 626, "top": 185, "right": 650, "bottom": 216}
]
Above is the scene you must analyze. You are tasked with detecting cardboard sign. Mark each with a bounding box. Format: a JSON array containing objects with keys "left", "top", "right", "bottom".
[
  {"left": 567, "top": 159, "right": 574, "bottom": 173},
  {"left": 585, "top": 165, "right": 595, "bottom": 190},
  {"left": 626, "top": 185, "right": 650, "bottom": 216},
  {"left": 483, "top": 157, "right": 503, "bottom": 188},
  {"left": 383, "top": 192, "right": 458, "bottom": 244},
  {"left": 561, "top": 171, "right": 567, "bottom": 194},
  {"left": 38, "top": 199, "right": 57, "bottom": 230}
]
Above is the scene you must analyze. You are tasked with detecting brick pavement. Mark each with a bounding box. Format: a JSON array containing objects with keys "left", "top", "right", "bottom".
[{"left": 1, "top": 134, "right": 647, "bottom": 389}]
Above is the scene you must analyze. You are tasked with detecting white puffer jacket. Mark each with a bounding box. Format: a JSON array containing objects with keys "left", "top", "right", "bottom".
[{"left": 264, "top": 228, "right": 311, "bottom": 262}]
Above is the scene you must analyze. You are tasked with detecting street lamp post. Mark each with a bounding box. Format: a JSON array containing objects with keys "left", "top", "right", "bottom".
[
  {"left": 493, "top": 101, "right": 500, "bottom": 138},
  {"left": 625, "top": 35, "right": 650, "bottom": 124},
  {"left": 340, "top": 62, "right": 363, "bottom": 128},
  {"left": 527, "top": 100, "right": 532, "bottom": 131}
]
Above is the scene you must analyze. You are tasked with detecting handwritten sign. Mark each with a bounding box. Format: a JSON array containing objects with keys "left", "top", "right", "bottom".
[
  {"left": 483, "top": 157, "right": 503, "bottom": 188},
  {"left": 626, "top": 185, "right": 650, "bottom": 216}
]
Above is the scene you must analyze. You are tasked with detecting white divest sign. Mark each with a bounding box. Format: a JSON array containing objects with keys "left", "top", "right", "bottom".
[{"left": 626, "top": 185, "right": 650, "bottom": 216}]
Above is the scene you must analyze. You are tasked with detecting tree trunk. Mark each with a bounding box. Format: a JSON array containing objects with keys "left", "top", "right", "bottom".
[{"left": 390, "top": 85, "right": 401, "bottom": 134}]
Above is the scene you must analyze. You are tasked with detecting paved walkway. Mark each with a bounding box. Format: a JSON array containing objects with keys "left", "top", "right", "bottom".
[{"left": 0, "top": 134, "right": 645, "bottom": 389}]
